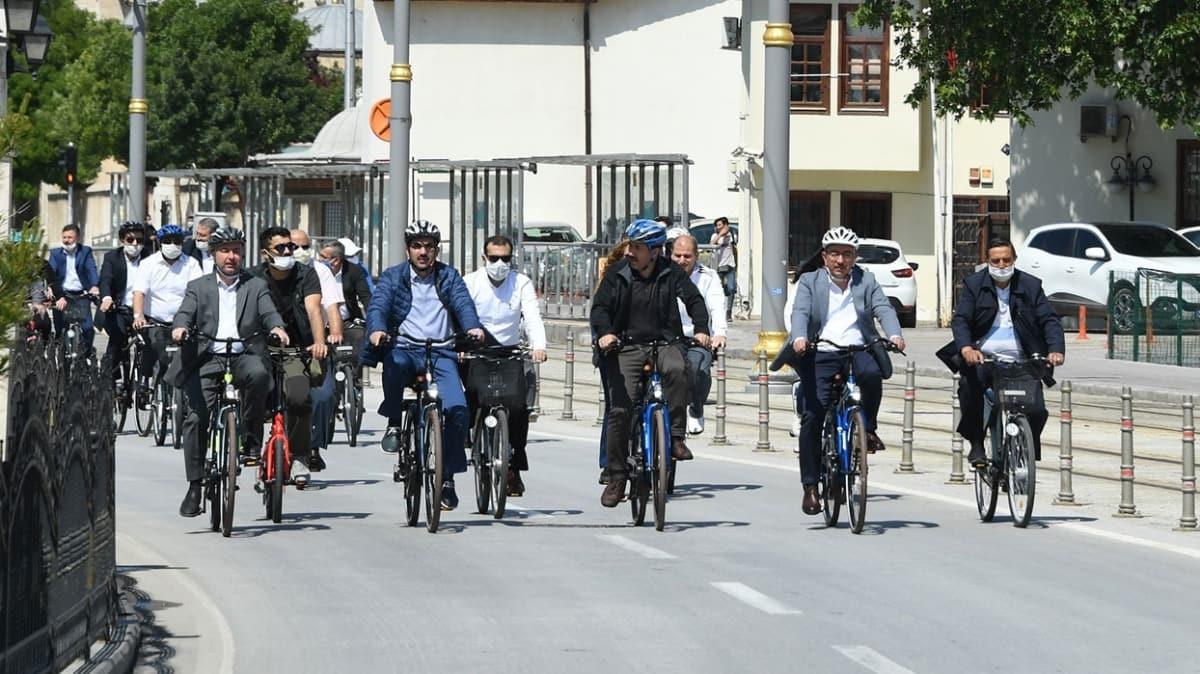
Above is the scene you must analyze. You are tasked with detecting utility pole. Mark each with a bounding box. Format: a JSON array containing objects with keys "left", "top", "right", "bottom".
[
  {"left": 128, "top": 0, "right": 148, "bottom": 226},
  {"left": 344, "top": 0, "right": 355, "bottom": 110},
  {"left": 387, "top": 0, "right": 412, "bottom": 265}
]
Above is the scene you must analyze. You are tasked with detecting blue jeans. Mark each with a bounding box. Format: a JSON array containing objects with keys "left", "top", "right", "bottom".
[{"left": 379, "top": 347, "right": 468, "bottom": 476}]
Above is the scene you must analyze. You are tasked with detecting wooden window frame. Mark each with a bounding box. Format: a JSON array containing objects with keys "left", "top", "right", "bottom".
[
  {"left": 1178, "top": 139, "right": 1200, "bottom": 230},
  {"left": 789, "top": 4, "right": 832, "bottom": 114},
  {"left": 838, "top": 4, "right": 889, "bottom": 115}
]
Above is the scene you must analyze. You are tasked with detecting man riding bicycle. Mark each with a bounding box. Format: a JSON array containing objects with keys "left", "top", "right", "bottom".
[
  {"left": 669, "top": 232, "right": 728, "bottom": 435},
  {"left": 367, "top": 220, "right": 484, "bottom": 512},
  {"left": 133, "top": 225, "right": 203, "bottom": 395},
  {"left": 169, "top": 227, "right": 289, "bottom": 518},
  {"left": 789, "top": 227, "right": 906, "bottom": 516},
  {"left": 48, "top": 223, "right": 101, "bottom": 349},
  {"left": 99, "top": 221, "right": 152, "bottom": 383},
  {"left": 463, "top": 234, "right": 548, "bottom": 498},
  {"left": 590, "top": 219, "right": 710, "bottom": 508},
  {"left": 936, "top": 238, "right": 1065, "bottom": 468},
  {"left": 250, "top": 227, "right": 341, "bottom": 487}
]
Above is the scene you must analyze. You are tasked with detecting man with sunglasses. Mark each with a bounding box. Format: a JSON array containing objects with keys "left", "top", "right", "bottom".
[
  {"left": 99, "top": 221, "right": 152, "bottom": 383},
  {"left": 252, "top": 226, "right": 342, "bottom": 487},
  {"left": 463, "top": 234, "right": 547, "bottom": 497},
  {"left": 133, "top": 225, "right": 204, "bottom": 393},
  {"left": 367, "top": 219, "right": 484, "bottom": 511}
]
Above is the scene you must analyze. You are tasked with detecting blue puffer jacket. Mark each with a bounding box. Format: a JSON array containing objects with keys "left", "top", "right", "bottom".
[{"left": 361, "top": 260, "right": 482, "bottom": 366}]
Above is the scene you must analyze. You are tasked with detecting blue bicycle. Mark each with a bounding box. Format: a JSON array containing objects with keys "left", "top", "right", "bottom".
[
  {"left": 622, "top": 338, "right": 674, "bottom": 531},
  {"left": 813, "top": 338, "right": 902, "bottom": 534}
]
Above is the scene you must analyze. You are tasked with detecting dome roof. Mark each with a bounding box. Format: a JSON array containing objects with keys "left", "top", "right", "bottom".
[
  {"left": 298, "top": 2, "right": 363, "bottom": 55},
  {"left": 254, "top": 104, "right": 363, "bottom": 164}
]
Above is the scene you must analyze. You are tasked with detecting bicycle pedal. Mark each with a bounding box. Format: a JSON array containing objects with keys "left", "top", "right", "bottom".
[{"left": 254, "top": 481, "right": 265, "bottom": 494}]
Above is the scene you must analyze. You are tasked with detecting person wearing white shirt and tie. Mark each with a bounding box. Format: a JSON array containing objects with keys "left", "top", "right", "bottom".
[
  {"left": 669, "top": 233, "right": 728, "bottom": 435},
  {"left": 463, "top": 235, "right": 547, "bottom": 497}
]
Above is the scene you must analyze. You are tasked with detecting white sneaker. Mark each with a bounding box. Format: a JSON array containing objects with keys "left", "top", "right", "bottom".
[
  {"left": 790, "top": 414, "right": 802, "bottom": 438},
  {"left": 291, "top": 460, "right": 310, "bottom": 489},
  {"left": 687, "top": 415, "right": 704, "bottom": 435}
]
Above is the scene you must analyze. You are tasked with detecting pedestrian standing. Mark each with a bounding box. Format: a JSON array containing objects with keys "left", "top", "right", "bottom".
[{"left": 710, "top": 217, "right": 737, "bottom": 321}]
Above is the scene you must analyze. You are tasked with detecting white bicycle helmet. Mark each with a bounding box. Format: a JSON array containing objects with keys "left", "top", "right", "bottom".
[
  {"left": 405, "top": 219, "right": 441, "bottom": 244},
  {"left": 821, "top": 226, "right": 860, "bottom": 249}
]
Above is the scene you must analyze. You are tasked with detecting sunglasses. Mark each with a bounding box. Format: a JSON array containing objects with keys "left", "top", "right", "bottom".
[
  {"left": 485, "top": 254, "right": 513, "bottom": 263},
  {"left": 269, "top": 242, "right": 298, "bottom": 255},
  {"left": 408, "top": 241, "right": 437, "bottom": 251},
  {"left": 123, "top": 236, "right": 145, "bottom": 244},
  {"left": 297, "top": 243, "right": 311, "bottom": 250}
]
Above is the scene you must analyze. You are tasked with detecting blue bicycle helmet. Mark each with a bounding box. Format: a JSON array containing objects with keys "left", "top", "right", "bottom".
[
  {"left": 157, "top": 224, "right": 185, "bottom": 240},
  {"left": 624, "top": 219, "right": 667, "bottom": 248}
]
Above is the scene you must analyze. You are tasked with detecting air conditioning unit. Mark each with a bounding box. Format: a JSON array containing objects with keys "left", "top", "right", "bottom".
[{"left": 1079, "top": 104, "right": 1119, "bottom": 142}]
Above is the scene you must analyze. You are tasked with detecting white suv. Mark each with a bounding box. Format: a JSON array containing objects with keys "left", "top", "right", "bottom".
[
  {"left": 856, "top": 238, "right": 918, "bottom": 328},
  {"left": 1018, "top": 221, "right": 1200, "bottom": 333}
]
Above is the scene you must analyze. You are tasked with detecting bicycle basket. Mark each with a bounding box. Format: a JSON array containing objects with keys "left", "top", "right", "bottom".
[
  {"left": 993, "top": 368, "right": 1041, "bottom": 411},
  {"left": 466, "top": 357, "right": 526, "bottom": 409}
]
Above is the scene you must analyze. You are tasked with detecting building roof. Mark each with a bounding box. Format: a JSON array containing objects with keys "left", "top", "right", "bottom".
[
  {"left": 298, "top": 1, "right": 362, "bottom": 55},
  {"left": 253, "top": 104, "right": 365, "bottom": 164}
]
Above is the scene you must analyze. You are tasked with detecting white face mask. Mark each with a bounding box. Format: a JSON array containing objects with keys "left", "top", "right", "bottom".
[
  {"left": 124, "top": 243, "right": 143, "bottom": 258},
  {"left": 989, "top": 265, "right": 1015, "bottom": 282},
  {"left": 195, "top": 240, "right": 209, "bottom": 252},
  {"left": 346, "top": 255, "right": 360, "bottom": 266},
  {"left": 485, "top": 260, "right": 511, "bottom": 282},
  {"left": 161, "top": 243, "right": 183, "bottom": 260},
  {"left": 293, "top": 247, "right": 313, "bottom": 265},
  {"left": 63, "top": 242, "right": 77, "bottom": 253},
  {"left": 269, "top": 254, "right": 296, "bottom": 271}
]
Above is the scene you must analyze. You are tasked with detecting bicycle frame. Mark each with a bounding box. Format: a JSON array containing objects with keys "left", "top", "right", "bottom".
[{"left": 830, "top": 373, "right": 862, "bottom": 474}]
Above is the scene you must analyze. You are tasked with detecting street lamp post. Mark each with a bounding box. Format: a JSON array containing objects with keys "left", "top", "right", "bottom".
[
  {"left": 0, "top": 0, "right": 50, "bottom": 239},
  {"left": 387, "top": 0, "right": 412, "bottom": 266},
  {"left": 127, "top": 0, "right": 147, "bottom": 226},
  {"left": 1106, "top": 153, "right": 1156, "bottom": 221}
]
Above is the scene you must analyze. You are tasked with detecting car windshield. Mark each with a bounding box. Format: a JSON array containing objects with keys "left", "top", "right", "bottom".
[
  {"left": 524, "top": 227, "right": 581, "bottom": 243},
  {"left": 856, "top": 244, "right": 899, "bottom": 265},
  {"left": 1183, "top": 231, "right": 1200, "bottom": 247},
  {"left": 1096, "top": 224, "right": 1200, "bottom": 257}
]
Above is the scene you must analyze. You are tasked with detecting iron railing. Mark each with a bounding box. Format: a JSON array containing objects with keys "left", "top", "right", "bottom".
[{"left": 1108, "top": 270, "right": 1200, "bottom": 367}]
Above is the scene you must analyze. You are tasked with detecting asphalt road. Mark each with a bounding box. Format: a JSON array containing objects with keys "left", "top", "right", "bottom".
[{"left": 116, "top": 392, "right": 1199, "bottom": 674}]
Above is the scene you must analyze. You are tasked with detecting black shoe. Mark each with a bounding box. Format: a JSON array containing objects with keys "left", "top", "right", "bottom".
[
  {"left": 440, "top": 480, "right": 458, "bottom": 511},
  {"left": 309, "top": 449, "right": 326, "bottom": 472},
  {"left": 598, "top": 468, "right": 611, "bottom": 485},
  {"left": 802, "top": 485, "right": 821, "bottom": 515},
  {"left": 671, "top": 439, "right": 694, "bottom": 461},
  {"left": 241, "top": 441, "right": 260, "bottom": 467},
  {"left": 507, "top": 469, "right": 525, "bottom": 498},
  {"left": 381, "top": 426, "right": 400, "bottom": 454},
  {"left": 179, "top": 481, "right": 202, "bottom": 518},
  {"left": 968, "top": 444, "right": 987, "bottom": 469}
]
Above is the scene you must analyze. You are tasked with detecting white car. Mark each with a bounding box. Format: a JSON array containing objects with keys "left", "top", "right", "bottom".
[
  {"left": 1018, "top": 221, "right": 1200, "bottom": 333},
  {"left": 856, "top": 238, "right": 918, "bottom": 328},
  {"left": 1179, "top": 226, "right": 1200, "bottom": 248}
]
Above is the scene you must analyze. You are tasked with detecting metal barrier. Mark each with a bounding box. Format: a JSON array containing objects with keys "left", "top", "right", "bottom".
[
  {"left": 896, "top": 362, "right": 916, "bottom": 473},
  {"left": 1107, "top": 269, "right": 1200, "bottom": 367},
  {"left": 712, "top": 347, "right": 728, "bottom": 445},
  {"left": 1178, "top": 395, "right": 1197, "bottom": 531},
  {"left": 1054, "top": 381, "right": 1078, "bottom": 505},
  {"left": 1115, "top": 386, "right": 1142, "bottom": 517},
  {"left": 754, "top": 352, "right": 771, "bottom": 451},
  {"left": 947, "top": 372, "right": 966, "bottom": 484},
  {"left": 561, "top": 332, "right": 576, "bottom": 420},
  {"left": 2, "top": 335, "right": 117, "bottom": 672}
]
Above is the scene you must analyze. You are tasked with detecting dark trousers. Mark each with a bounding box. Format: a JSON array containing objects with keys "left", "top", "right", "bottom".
[
  {"left": 182, "top": 354, "right": 272, "bottom": 483},
  {"left": 103, "top": 309, "right": 135, "bottom": 380},
  {"left": 797, "top": 351, "right": 883, "bottom": 486},
  {"left": 718, "top": 267, "right": 736, "bottom": 319},
  {"left": 957, "top": 364, "right": 1048, "bottom": 460},
  {"left": 277, "top": 355, "right": 325, "bottom": 463},
  {"left": 140, "top": 326, "right": 174, "bottom": 380},
  {"left": 684, "top": 345, "right": 713, "bottom": 418},
  {"left": 53, "top": 294, "right": 95, "bottom": 350},
  {"left": 380, "top": 347, "right": 469, "bottom": 476},
  {"left": 466, "top": 363, "right": 534, "bottom": 471},
  {"left": 602, "top": 343, "right": 688, "bottom": 479},
  {"left": 597, "top": 353, "right": 610, "bottom": 469}
]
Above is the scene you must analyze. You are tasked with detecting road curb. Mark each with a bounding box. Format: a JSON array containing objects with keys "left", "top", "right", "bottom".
[{"left": 78, "top": 575, "right": 142, "bottom": 674}]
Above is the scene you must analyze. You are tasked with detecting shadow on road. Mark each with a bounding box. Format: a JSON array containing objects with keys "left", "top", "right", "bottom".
[
  {"left": 304, "top": 479, "right": 382, "bottom": 491},
  {"left": 281, "top": 511, "right": 373, "bottom": 523},
  {"left": 229, "top": 523, "right": 334, "bottom": 537},
  {"left": 995, "top": 515, "right": 1099, "bottom": 528},
  {"left": 807, "top": 519, "right": 940, "bottom": 535},
  {"left": 123, "top": 574, "right": 179, "bottom": 674},
  {"left": 670, "top": 483, "right": 763, "bottom": 500},
  {"left": 434, "top": 518, "right": 751, "bottom": 534}
]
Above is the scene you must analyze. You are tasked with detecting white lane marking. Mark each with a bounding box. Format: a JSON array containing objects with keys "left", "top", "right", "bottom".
[
  {"left": 120, "top": 533, "right": 236, "bottom": 674},
  {"left": 597, "top": 534, "right": 677, "bottom": 559},
  {"left": 833, "top": 645, "right": 916, "bottom": 674},
  {"left": 711, "top": 581, "right": 802, "bottom": 615}
]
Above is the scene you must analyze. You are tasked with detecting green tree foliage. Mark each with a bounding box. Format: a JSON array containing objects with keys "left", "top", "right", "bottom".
[{"left": 856, "top": 1, "right": 1200, "bottom": 132}]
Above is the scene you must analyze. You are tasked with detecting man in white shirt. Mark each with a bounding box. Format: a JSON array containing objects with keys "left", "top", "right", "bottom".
[
  {"left": 184, "top": 217, "right": 217, "bottom": 273},
  {"left": 788, "top": 227, "right": 905, "bottom": 516},
  {"left": 670, "top": 234, "right": 728, "bottom": 435},
  {"left": 463, "top": 235, "right": 547, "bottom": 497},
  {"left": 133, "top": 225, "right": 203, "bottom": 383}
]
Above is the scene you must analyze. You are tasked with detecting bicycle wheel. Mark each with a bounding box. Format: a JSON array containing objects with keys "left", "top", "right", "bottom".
[
  {"left": 423, "top": 406, "right": 444, "bottom": 533},
  {"left": 491, "top": 408, "right": 510, "bottom": 520},
  {"left": 629, "top": 418, "right": 649, "bottom": 526},
  {"left": 401, "top": 407, "right": 421, "bottom": 527},
  {"left": 112, "top": 359, "right": 131, "bottom": 433},
  {"left": 975, "top": 428, "right": 1000, "bottom": 522},
  {"left": 352, "top": 383, "right": 364, "bottom": 436},
  {"left": 153, "top": 379, "right": 170, "bottom": 446},
  {"left": 269, "top": 437, "right": 286, "bottom": 524},
  {"left": 472, "top": 418, "right": 491, "bottom": 514},
  {"left": 649, "top": 407, "right": 670, "bottom": 531},
  {"left": 134, "top": 377, "right": 154, "bottom": 437},
  {"left": 846, "top": 410, "right": 869, "bottom": 534},
  {"left": 207, "top": 413, "right": 221, "bottom": 532},
  {"left": 667, "top": 462, "right": 677, "bottom": 496},
  {"left": 820, "top": 412, "right": 841, "bottom": 527},
  {"left": 1006, "top": 416, "right": 1036, "bottom": 528},
  {"left": 221, "top": 408, "right": 238, "bottom": 537},
  {"left": 341, "top": 364, "right": 359, "bottom": 447}
]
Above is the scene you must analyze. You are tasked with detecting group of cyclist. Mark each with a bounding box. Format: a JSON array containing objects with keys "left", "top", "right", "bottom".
[{"left": 40, "top": 207, "right": 1066, "bottom": 522}]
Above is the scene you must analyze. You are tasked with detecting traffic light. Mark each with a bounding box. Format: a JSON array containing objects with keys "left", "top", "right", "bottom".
[{"left": 58, "top": 144, "right": 77, "bottom": 185}]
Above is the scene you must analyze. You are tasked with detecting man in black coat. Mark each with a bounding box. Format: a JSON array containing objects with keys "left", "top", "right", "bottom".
[
  {"left": 182, "top": 216, "right": 219, "bottom": 272},
  {"left": 99, "top": 221, "right": 153, "bottom": 380},
  {"left": 936, "top": 238, "right": 1065, "bottom": 466}
]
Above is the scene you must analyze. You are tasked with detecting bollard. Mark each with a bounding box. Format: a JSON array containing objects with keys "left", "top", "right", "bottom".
[
  {"left": 1114, "top": 386, "right": 1142, "bottom": 517},
  {"left": 1076, "top": 305, "right": 1088, "bottom": 341},
  {"left": 712, "top": 347, "right": 729, "bottom": 445},
  {"left": 1177, "top": 395, "right": 1197, "bottom": 531},
  {"left": 531, "top": 361, "right": 541, "bottom": 421},
  {"left": 1054, "top": 381, "right": 1078, "bottom": 505},
  {"left": 560, "top": 332, "right": 576, "bottom": 420},
  {"left": 896, "top": 361, "right": 916, "bottom": 473},
  {"left": 947, "top": 372, "right": 967, "bottom": 484},
  {"left": 754, "top": 351, "right": 772, "bottom": 452}
]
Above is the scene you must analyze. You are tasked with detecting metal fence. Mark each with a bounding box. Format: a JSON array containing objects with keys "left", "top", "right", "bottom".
[
  {"left": 1108, "top": 270, "right": 1200, "bottom": 367},
  {"left": 1, "top": 336, "right": 117, "bottom": 673}
]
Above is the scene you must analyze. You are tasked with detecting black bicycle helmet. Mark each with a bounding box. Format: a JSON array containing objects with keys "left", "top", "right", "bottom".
[{"left": 118, "top": 220, "right": 143, "bottom": 238}]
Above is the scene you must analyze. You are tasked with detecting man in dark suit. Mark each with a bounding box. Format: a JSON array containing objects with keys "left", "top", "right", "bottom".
[
  {"left": 182, "top": 216, "right": 219, "bottom": 273},
  {"left": 98, "top": 221, "right": 152, "bottom": 380},
  {"left": 319, "top": 239, "right": 372, "bottom": 324},
  {"left": 47, "top": 223, "right": 100, "bottom": 349},
  {"left": 169, "top": 227, "right": 289, "bottom": 518},
  {"left": 936, "top": 238, "right": 1065, "bottom": 468}
]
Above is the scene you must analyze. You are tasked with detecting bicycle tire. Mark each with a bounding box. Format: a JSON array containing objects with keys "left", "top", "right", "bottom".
[
  {"left": 975, "top": 428, "right": 1000, "bottom": 522},
  {"left": 423, "top": 406, "right": 445, "bottom": 533},
  {"left": 207, "top": 412, "right": 221, "bottom": 532},
  {"left": 846, "top": 410, "right": 869, "bottom": 534},
  {"left": 472, "top": 419, "right": 491, "bottom": 514},
  {"left": 134, "top": 377, "right": 154, "bottom": 437},
  {"left": 1006, "top": 416, "right": 1036, "bottom": 528},
  {"left": 153, "top": 379, "right": 169, "bottom": 447},
  {"left": 221, "top": 407, "right": 238, "bottom": 537},
  {"left": 172, "top": 388, "right": 185, "bottom": 450},
  {"left": 651, "top": 407, "right": 669, "bottom": 531},
  {"left": 667, "top": 462, "right": 677, "bottom": 496},
  {"left": 401, "top": 407, "right": 421, "bottom": 527},
  {"left": 341, "top": 364, "right": 358, "bottom": 447},
  {"left": 629, "top": 418, "right": 648, "bottom": 526},
  {"left": 113, "top": 381, "right": 130, "bottom": 434},
  {"left": 820, "top": 411, "right": 841, "bottom": 527},
  {"left": 270, "top": 437, "right": 286, "bottom": 524},
  {"left": 352, "top": 383, "right": 364, "bottom": 436},
  {"left": 492, "top": 408, "right": 510, "bottom": 520}
]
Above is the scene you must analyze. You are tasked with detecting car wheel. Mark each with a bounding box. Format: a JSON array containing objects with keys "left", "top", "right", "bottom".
[{"left": 1111, "top": 284, "right": 1141, "bottom": 334}]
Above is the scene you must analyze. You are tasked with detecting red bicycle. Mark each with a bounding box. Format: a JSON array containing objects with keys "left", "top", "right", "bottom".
[{"left": 259, "top": 346, "right": 302, "bottom": 523}]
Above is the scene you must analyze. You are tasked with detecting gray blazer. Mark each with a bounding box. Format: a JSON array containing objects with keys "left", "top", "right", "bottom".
[
  {"left": 788, "top": 266, "right": 902, "bottom": 345},
  {"left": 167, "top": 271, "right": 286, "bottom": 386}
]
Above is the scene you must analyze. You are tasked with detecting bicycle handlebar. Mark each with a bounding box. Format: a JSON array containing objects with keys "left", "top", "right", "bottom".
[{"left": 809, "top": 337, "right": 906, "bottom": 357}]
